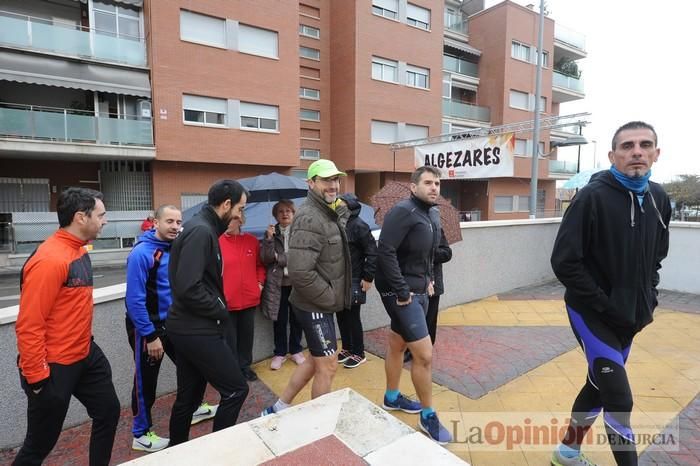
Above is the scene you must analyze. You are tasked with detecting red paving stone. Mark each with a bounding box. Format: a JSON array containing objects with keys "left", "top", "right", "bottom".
[
  {"left": 0, "top": 380, "right": 277, "bottom": 466},
  {"left": 260, "top": 435, "right": 366, "bottom": 466},
  {"left": 364, "top": 325, "right": 577, "bottom": 399}
]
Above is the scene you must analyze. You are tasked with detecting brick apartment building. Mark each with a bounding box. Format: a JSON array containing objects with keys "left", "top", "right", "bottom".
[{"left": 0, "top": 0, "right": 586, "bottom": 226}]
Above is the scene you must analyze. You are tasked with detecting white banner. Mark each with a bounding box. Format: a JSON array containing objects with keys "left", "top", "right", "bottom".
[{"left": 414, "top": 133, "right": 515, "bottom": 179}]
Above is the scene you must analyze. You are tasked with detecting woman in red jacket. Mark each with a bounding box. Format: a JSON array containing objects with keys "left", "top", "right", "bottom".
[{"left": 219, "top": 213, "right": 266, "bottom": 381}]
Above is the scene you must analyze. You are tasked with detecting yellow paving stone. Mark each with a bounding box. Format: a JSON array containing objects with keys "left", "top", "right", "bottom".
[
  {"left": 527, "top": 375, "right": 577, "bottom": 394},
  {"left": 467, "top": 449, "right": 528, "bottom": 466}
]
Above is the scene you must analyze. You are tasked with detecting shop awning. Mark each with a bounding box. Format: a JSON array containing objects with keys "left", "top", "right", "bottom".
[
  {"left": 0, "top": 51, "right": 151, "bottom": 97},
  {"left": 71, "top": 0, "right": 143, "bottom": 6},
  {"left": 444, "top": 38, "right": 482, "bottom": 57}
]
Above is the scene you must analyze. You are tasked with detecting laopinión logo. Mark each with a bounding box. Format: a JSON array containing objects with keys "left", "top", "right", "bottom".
[{"left": 439, "top": 412, "right": 679, "bottom": 452}]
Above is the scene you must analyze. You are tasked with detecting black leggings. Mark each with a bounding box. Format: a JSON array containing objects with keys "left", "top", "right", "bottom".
[{"left": 563, "top": 306, "right": 638, "bottom": 466}]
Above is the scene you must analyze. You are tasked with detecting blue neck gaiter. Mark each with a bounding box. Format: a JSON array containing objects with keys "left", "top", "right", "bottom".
[{"left": 610, "top": 165, "right": 651, "bottom": 193}]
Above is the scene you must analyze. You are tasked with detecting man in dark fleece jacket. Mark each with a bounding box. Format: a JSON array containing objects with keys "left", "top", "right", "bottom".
[
  {"left": 375, "top": 166, "right": 452, "bottom": 445},
  {"left": 550, "top": 122, "right": 671, "bottom": 466},
  {"left": 167, "top": 180, "right": 250, "bottom": 446}
]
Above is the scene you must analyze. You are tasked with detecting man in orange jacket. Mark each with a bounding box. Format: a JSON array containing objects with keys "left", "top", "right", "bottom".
[{"left": 14, "top": 188, "right": 120, "bottom": 466}]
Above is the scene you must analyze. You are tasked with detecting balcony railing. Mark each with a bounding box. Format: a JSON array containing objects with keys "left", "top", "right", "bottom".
[
  {"left": 0, "top": 103, "right": 153, "bottom": 146},
  {"left": 554, "top": 24, "right": 586, "bottom": 51},
  {"left": 442, "top": 99, "right": 490, "bottom": 122},
  {"left": 553, "top": 71, "right": 584, "bottom": 93},
  {"left": 443, "top": 55, "right": 479, "bottom": 78},
  {"left": 548, "top": 159, "right": 578, "bottom": 175},
  {"left": 444, "top": 12, "right": 468, "bottom": 34},
  {"left": 0, "top": 10, "right": 146, "bottom": 66}
]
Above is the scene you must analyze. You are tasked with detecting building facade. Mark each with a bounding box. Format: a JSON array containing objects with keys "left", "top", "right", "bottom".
[{"left": 0, "top": 0, "right": 586, "bottom": 245}]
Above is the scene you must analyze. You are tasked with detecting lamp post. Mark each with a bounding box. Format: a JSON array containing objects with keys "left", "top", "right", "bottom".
[{"left": 528, "top": 0, "right": 545, "bottom": 219}]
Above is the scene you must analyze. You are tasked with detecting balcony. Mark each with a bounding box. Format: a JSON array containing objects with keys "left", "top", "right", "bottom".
[
  {"left": 552, "top": 71, "right": 585, "bottom": 103},
  {"left": 0, "top": 11, "right": 146, "bottom": 67},
  {"left": 443, "top": 55, "right": 478, "bottom": 78},
  {"left": 442, "top": 99, "right": 490, "bottom": 122},
  {"left": 444, "top": 12, "right": 468, "bottom": 35},
  {"left": 548, "top": 159, "right": 578, "bottom": 179},
  {"left": 553, "top": 23, "right": 586, "bottom": 62}
]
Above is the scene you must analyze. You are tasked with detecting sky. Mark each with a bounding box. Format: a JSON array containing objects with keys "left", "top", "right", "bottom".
[{"left": 484, "top": 0, "right": 698, "bottom": 182}]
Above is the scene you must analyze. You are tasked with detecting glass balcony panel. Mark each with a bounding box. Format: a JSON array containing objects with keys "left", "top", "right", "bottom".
[
  {"left": 0, "top": 12, "right": 146, "bottom": 66},
  {"left": 31, "top": 20, "right": 91, "bottom": 57},
  {"left": 444, "top": 12, "right": 467, "bottom": 34},
  {"left": 549, "top": 159, "right": 578, "bottom": 174},
  {"left": 442, "top": 99, "right": 490, "bottom": 122},
  {"left": 553, "top": 71, "right": 584, "bottom": 93},
  {"left": 443, "top": 55, "right": 478, "bottom": 78},
  {"left": 0, "top": 106, "right": 152, "bottom": 145},
  {"left": 0, "top": 14, "right": 30, "bottom": 47}
]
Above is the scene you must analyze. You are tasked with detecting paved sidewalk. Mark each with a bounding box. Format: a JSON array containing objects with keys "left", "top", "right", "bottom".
[{"left": 1, "top": 281, "right": 699, "bottom": 465}]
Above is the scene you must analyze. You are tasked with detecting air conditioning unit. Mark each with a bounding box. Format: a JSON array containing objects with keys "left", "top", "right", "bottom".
[{"left": 137, "top": 100, "right": 152, "bottom": 119}]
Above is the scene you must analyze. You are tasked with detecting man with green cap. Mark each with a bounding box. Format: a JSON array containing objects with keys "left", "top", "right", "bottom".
[{"left": 261, "top": 159, "right": 352, "bottom": 415}]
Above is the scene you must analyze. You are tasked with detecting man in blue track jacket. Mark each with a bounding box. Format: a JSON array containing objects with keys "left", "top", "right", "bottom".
[{"left": 125, "top": 205, "right": 217, "bottom": 453}]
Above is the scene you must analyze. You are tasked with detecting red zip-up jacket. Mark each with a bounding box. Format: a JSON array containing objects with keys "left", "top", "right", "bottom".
[
  {"left": 16, "top": 229, "right": 94, "bottom": 384},
  {"left": 219, "top": 232, "right": 266, "bottom": 311}
]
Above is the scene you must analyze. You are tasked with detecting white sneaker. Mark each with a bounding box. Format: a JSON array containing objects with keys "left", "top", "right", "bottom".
[
  {"left": 132, "top": 431, "right": 169, "bottom": 453},
  {"left": 191, "top": 402, "right": 218, "bottom": 425},
  {"left": 551, "top": 447, "right": 597, "bottom": 466}
]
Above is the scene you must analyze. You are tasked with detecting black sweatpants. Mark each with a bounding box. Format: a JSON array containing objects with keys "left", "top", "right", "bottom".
[
  {"left": 13, "top": 341, "right": 120, "bottom": 466},
  {"left": 126, "top": 318, "right": 177, "bottom": 437},
  {"left": 336, "top": 304, "right": 364, "bottom": 357},
  {"left": 227, "top": 308, "right": 255, "bottom": 372},
  {"left": 168, "top": 330, "right": 249, "bottom": 446}
]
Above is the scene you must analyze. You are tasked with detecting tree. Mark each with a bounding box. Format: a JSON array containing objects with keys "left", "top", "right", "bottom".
[{"left": 662, "top": 175, "right": 700, "bottom": 208}]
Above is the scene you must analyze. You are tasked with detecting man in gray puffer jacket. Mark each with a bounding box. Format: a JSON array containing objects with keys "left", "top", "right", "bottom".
[{"left": 262, "top": 159, "right": 351, "bottom": 416}]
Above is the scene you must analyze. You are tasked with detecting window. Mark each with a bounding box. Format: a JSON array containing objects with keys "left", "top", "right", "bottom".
[
  {"left": 514, "top": 138, "right": 527, "bottom": 155},
  {"left": 404, "top": 124, "right": 428, "bottom": 141},
  {"left": 509, "top": 89, "right": 529, "bottom": 110},
  {"left": 94, "top": 1, "right": 140, "bottom": 39},
  {"left": 300, "top": 46, "right": 320, "bottom": 60},
  {"left": 539, "top": 96, "right": 547, "bottom": 113},
  {"left": 300, "top": 109, "right": 320, "bottom": 121},
  {"left": 301, "top": 128, "right": 320, "bottom": 139},
  {"left": 299, "top": 87, "right": 320, "bottom": 100},
  {"left": 541, "top": 51, "right": 549, "bottom": 67},
  {"left": 372, "top": 56, "right": 398, "bottom": 83},
  {"left": 300, "top": 66, "right": 320, "bottom": 79},
  {"left": 511, "top": 41, "right": 531, "bottom": 62},
  {"left": 239, "top": 24, "right": 278, "bottom": 58},
  {"left": 494, "top": 196, "right": 514, "bottom": 213},
  {"left": 406, "top": 3, "right": 430, "bottom": 29},
  {"left": 182, "top": 95, "right": 227, "bottom": 127},
  {"left": 299, "top": 24, "right": 320, "bottom": 39},
  {"left": 406, "top": 64, "right": 430, "bottom": 89},
  {"left": 372, "top": 0, "right": 398, "bottom": 19},
  {"left": 371, "top": 120, "right": 398, "bottom": 144},
  {"left": 518, "top": 196, "right": 530, "bottom": 212},
  {"left": 180, "top": 10, "right": 226, "bottom": 47},
  {"left": 300, "top": 149, "right": 320, "bottom": 160},
  {"left": 240, "top": 102, "right": 279, "bottom": 131},
  {"left": 300, "top": 3, "right": 320, "bottom": 18}
]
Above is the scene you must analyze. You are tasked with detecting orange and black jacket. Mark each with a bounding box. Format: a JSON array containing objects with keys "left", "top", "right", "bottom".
[{"left": 16, "top": 229, "right": 94, "bottom": 386}]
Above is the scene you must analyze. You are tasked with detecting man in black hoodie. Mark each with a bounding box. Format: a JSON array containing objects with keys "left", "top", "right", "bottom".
[
  {"left": 376, "top": 166, "right": 452, "bottom": 445},
  {"left": 550, "top": 122, "right": 671, "bottom": 466},
  {"left": 336, "top": 193, "right": 377, "bottom": 369},
  {"left": 167, "top": 180, "right": 250, "bottom": 446}
]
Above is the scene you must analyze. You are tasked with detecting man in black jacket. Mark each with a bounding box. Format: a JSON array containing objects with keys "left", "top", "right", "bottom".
[
  {"left": 376, "top": 166, "right": 452, "bottom": 445},
  {"left": 336, "top": 193, "right": 377, "bottom": 369},
  {"left": 550, "top": 122, "right": 671, "bottom": 466},
  {"left": 167, "top": 180, "right": 250, "bottom": 446}
]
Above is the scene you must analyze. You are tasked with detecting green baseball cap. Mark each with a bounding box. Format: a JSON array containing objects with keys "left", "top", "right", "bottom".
[{"left": 307, "top": 159, "right": 347, "bottom": 180}]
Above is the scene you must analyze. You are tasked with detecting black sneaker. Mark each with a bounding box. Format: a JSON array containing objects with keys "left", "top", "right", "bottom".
[
  {"left": 242, "top": 368, "right": 258, "bottom": 381},
  {"left": 343, "top": 354, "right": 367, "bottom": 369},
  {"left": 337, "top": 349, "right": 352, "bottom": 364}
]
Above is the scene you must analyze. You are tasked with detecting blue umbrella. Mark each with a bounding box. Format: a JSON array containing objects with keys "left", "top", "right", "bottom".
[
  {"left": 562, "top": 168, "right": 607, "bottom": 190},
  {"left": 238, "top": 172, "right": 308, "bottom": 203},
  {"left": 183, "top": 195, "right": 380, "bottom": 239}
]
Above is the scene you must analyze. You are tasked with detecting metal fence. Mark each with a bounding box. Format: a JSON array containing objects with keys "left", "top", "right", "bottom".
[{"left": 6, "top": 211, "right": 151, "bottom": 254}]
